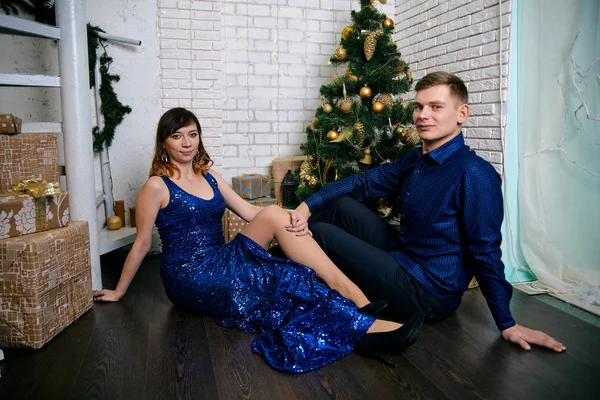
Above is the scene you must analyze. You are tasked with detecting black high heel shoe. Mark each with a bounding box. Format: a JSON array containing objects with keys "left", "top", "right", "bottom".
[
  {"left": 359, "top": 301, "right": 388, "bottom": 316},
  {"left": 355, "top": 311, "right": 426, "bottom": 366}
]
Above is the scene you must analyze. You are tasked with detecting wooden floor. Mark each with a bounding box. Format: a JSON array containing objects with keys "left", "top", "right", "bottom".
[{"left": 1, "top": 251, "right": 599, "bottom": 400}]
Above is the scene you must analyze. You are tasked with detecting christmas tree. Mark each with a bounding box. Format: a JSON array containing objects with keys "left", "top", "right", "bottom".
[{"left": 296, "top": 0, "right": 419, "bottom": 213}]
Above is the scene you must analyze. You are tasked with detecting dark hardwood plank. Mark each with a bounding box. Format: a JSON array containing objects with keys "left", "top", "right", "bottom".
[
  {"left": 203, "top": 319, "right": 304, "bottom": 400},
  {"left": 93, "top": 252, "right": 162, "bottom": 328},
  {"left": 144, "top": 317, "right": 219, "bottom": 400},
  {"left": 2, "top": 253, "right": 599, "bottom": 400},
  {"left": 341, "top": 352, "right": 448, "bottom": 400},
  {"left": 404, "top": 289, "right": 600, "bottom": 400},
  {"left": 0, "top": 308, "right": 98, "bottom": 399},
  {"left": 69, "top": 324, "right": 149, "bottom": 400}
]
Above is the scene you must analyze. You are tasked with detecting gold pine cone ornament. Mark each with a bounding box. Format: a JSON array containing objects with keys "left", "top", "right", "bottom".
[
  {"left": 375, "top": 93, "right": 393, "bottom": 108},
  {"left": 340, "top": 98, "right": 353, "bottom": 114},
  {"left": 364, "top": 31, "right": 380, "bottom": 61},
  {"left": 403, "top": 127, "right": 420, "bottom": 145}
]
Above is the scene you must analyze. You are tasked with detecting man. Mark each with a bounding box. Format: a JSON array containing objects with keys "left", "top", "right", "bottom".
[{"left": 295, "top": 71, "right": 565, "bottom": 352}]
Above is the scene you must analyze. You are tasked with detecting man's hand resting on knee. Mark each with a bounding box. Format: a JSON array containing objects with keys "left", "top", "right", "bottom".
[
  {"left": 502, "top": 324, "right": 566, "bottom": 352},
  {"left": 295, "top": 202, "right": 311, "bottom": 222}
]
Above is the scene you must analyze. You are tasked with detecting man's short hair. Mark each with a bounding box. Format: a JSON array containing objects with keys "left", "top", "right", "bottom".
[{"left": 415, "top": 71, "right": 469, "bottom": 104}]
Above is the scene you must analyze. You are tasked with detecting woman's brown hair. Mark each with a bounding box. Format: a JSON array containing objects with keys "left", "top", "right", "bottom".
[{"left": 149, "top": 108, "right": 213, "bottom": 177}]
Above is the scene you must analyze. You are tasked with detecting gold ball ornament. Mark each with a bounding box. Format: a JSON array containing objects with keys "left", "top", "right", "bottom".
[
  {"left": 359, "top": 85, "right": 372, "bottom": 98},
  {"left": 330, "top": 126, "right": 354, "bottom": 143},
  {"left": 106, "top": 216, "right": 122, "bottom": 230},
  {"left": 334, "top": 46, "right": 348, "bottom": 61},
  {"left": 311, "top": 118, "right": 318, "bottom": 128},
  {"left": 348, "top": 74, "right": 359, "bottom": 82},
  {"left": 327, "top": 130, "right": 339, "bottom": 141},
  {"left": 383, "top": 18, "right": 394, "bottom": 28},
  {"left": 344, "top": 67, "right": 351, "bottom": 76},
  {"left": 340, "top": 98, "right": 353, "bottom": 114},
  {"left": 342, "top": 26, "right": 355, "bottom": 41},
  {"left": 323, "top": 104, "right": 333, "bottom": 113},
  {"left": 372, "top": 101, "right": 385, "bottom": 113},
  {"left": 394, "top": 126, "right": 406, "bottom": 137}
]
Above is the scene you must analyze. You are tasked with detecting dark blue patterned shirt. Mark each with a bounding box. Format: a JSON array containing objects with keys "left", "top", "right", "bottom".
[{"left": 305, "top": 134, "right": 515, "bottom": 330}]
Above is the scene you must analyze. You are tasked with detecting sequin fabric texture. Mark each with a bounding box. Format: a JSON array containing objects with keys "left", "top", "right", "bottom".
[{"left": 155, "top": 174, "right": 374, "bottom": 373}]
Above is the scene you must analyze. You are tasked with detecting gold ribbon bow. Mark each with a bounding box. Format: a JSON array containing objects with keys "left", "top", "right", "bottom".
[
  {"left": 11, "top": 179, "right": 61, "bottom": 232},
  {"left": 12, "top": 179, "right": 61, "bottom": 198}
]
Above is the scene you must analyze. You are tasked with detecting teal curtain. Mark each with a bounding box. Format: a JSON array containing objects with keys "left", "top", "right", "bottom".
[{"left": 516, "top": 0, "right": 600, "bottom": 298}]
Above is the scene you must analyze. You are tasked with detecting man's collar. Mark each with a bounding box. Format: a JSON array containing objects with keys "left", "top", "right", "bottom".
[{"left": 420, "top": 133, "right": 464, "bottom": 164}]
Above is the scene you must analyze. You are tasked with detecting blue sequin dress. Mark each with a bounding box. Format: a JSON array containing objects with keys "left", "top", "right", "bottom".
[{"left": 154, "top": 173, "right": 374, "bottom": 373}]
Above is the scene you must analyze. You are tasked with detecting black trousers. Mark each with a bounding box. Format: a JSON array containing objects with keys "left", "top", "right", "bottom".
[{"left": 308, "top": 197, "right": 449, "bottom": 323}]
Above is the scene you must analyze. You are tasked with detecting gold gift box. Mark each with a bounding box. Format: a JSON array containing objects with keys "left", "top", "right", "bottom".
[
  {"left": 0, "top": 133, "right": 59, "bottom": 192},
  {"left": 0, "top": 221, "right": 92, "bottom": 348},
  {"left": 0, "top": 191, "right": 69, "bottom": 239}
]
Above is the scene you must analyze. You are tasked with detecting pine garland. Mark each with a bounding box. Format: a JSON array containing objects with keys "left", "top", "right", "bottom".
[
  {"left": 87, "top": 24, "right": 132, "bottom": 152},
  {"left": 1, "top": 2, "right": 132, "bottom": 153}
]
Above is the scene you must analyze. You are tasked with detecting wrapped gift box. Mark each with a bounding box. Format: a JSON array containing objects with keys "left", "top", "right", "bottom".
[
  {"left": 222, "top": 208, "right": 247, "bottom": 243},
  {"left": 0, "top": 221, "right": 92, "bottom": 348},
  {"left": 231, "top": 174, "right": 271, "bottom": 200},
  {"left": 0, "top": 134, "right": 59, "bottom": 192},
  {"left": 248, "top": 196, "right": 277, "bottom": 207},
  {"left": 271, "top": 156, "right": 307, "bottom": 203},
  {"left": 0, "top": 114, "right": 22, "bottom": 134},
  {"left": 0, "top": 191, "right": 69, "bottom": 239}
]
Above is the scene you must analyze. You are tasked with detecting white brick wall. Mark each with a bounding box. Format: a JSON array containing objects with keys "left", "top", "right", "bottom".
[
  {"left": 221, "top": 0, "right": 396, "bottom": 181},
  {"left": 159, "top": 0, "right": 395, "bottom": 182},
  {"left": 158, "top": 0, "right": 224, "bottom": 170},
  {"left": 157, "top": 0, "right": 512, "bottom": 179},
  {"left": 394, "top": 0, "right": 512, "bottom": 171}
]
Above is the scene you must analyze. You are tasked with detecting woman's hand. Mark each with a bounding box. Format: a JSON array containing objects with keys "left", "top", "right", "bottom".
[
  {"left": 93, "top": 289, "right": 123, "bottom": 302},
  {"left": 285, "top": 209, "right": 312, "bottom": 237}
]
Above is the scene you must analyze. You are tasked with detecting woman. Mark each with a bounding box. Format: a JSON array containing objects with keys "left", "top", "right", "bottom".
[{"left": 94, "top": 108, "right": 424, "bottom": 373}]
